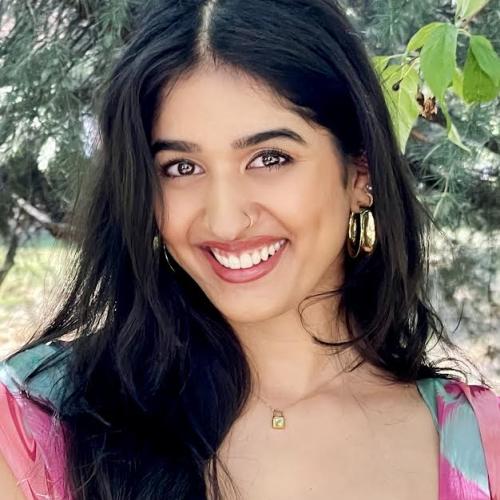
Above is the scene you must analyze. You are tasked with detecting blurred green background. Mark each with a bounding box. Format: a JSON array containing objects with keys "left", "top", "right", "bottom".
[{"left": 0, "top": 0, "right": 498, "bottom": 386}]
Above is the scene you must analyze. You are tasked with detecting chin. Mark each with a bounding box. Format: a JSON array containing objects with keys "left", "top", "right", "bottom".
[{"left": 214, "top": 297, "right": 289, "bottom": 326}]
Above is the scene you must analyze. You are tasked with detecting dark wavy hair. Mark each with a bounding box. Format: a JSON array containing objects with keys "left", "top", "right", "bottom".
[{"left": 5, "top": 0, "right": 490, "bottom": 498}]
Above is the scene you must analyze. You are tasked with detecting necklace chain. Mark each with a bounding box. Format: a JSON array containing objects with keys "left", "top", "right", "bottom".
[
  {"left": 254, "top": 365, "right": 346, "bottom": 429},
  {"left": 254, "top": 367, "right": 411, "bottom": 429}
]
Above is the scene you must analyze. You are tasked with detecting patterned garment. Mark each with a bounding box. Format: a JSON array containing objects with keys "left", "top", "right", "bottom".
[
  {"left": 0, "top": 342, "right": 498, "bottom": 500},
  {"left": 417, "top": 378, "right": 499, "bottom": 499},
  {"left": 0, "top": 342, "right": 69, "bottom": 499}
]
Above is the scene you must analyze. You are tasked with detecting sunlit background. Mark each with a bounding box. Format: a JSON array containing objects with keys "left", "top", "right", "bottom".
[{"left": 0, "top": 0, "right": 498, "bottom": 388}]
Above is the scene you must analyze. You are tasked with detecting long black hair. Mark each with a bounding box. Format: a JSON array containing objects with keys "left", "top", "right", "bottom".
[{"left": 5, "top": 0, "right": 490, "bottom": 498}]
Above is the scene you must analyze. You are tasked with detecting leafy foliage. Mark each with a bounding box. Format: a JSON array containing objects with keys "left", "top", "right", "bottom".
[
  {"left": 0, "top": 0, "right": 135, "bottom": 242},
  {"left": 0, "top": 0, "right": 498, "bottom": 351},
  {"left": 373, "top": 2, "right": 499, "bottom": 151}
]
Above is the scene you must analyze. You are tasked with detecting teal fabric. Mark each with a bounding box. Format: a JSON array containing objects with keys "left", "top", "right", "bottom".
[
  {"left": 416, "top": 376, "right": 491, "bottom": 497},
  {"left": 416, "top": 377, "right": 439, "bottom": 430},
  {"left": 0, "top": 341, "right": 71, "bottom": 412},
  {"left": 0, "top": 344, "right": 492, "bottom": 498}
]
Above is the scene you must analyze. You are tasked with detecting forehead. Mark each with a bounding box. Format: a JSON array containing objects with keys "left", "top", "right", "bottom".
[{"left": 151, "top": 66, "right": 320, "bottom": 145}]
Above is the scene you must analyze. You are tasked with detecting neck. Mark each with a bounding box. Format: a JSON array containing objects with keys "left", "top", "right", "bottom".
[{"left": 230, "top": 297, "right": 364, "bottom": 407}]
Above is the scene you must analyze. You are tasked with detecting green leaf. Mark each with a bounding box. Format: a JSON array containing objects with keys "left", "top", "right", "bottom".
[
  {"left": 447, "top": 121, "right": 471, "bottom": 152},
  {"left": 380, "top": 64, "right": 421, "bottom": 152},
  {"left": 452, "top": 67, "right": 464, "bottom": 99},
  {"left": 469, "top": 35, "right": 500, "bottom": 85},
  {"left": 456, "top": 0, "right": 490, "bottom": 20},
  {"left": 420, "top": 24, "right": 458, "bottom": 102},
  {"left": 463, "top": 46, "right": 498, "bottom": 103},
  {"left": 440, "top": 99, "right": 471, "bottom": 153},
  {"left": 407, "top": 22, "right": 444, "bottom": 52},
  {"left": 372, "top": 56, "right": 390, "bottom": 75}
]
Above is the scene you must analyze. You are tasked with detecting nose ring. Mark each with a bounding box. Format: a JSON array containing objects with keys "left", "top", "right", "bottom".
[{"left": 245, "top": 212, "right": 253, "bottom": 228}]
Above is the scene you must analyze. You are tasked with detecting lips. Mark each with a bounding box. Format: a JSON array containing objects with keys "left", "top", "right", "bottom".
[
  {"left": 201, "top": 240, "right": 288, "bottom": 284},
  {"left": 200, "top": 236, "right": 286, "bottom": 254}
]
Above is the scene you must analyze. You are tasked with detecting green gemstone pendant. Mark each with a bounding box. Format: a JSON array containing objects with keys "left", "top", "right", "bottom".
[{"left": 272, "top": 409, "right": 286, "bottom": 429}]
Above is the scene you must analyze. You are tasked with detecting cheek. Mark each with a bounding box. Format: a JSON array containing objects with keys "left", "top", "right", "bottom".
[
  {"left": 153, "top": 197, "right": 164, "bottom": 230},
  {"left": 281, "top": 164, "right": 349, "bottom": 236},
  {"left": 154, "top": 189, "right": 194, "bottom": 246}
]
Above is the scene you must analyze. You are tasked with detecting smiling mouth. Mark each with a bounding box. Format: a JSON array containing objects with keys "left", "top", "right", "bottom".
[
  {"left": 201, "top": 240, "right": 289, "bottom": 284},
  {"left": 207, "top": 239, "right": 286, "bottom": 269}
]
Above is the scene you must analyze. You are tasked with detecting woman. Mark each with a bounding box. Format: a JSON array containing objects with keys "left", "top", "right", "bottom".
[{"left": 0, "top": 0, "right": 498, "bottom": 499}]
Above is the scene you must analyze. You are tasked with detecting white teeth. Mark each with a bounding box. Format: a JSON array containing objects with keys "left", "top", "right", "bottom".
[
  {"left": 251, "top": 249, "right": 261, "bottom": 265},
  {"left": 228, "top": 255, "right": 241, "bottom": 269},
  {"left": 211, "top": 239, "right": 286, "bottom": 270},
  {"left": 239, "top": 253, "right": 254, "bottom": 269}
]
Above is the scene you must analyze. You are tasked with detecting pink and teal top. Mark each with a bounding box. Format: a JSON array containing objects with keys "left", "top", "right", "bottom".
[{"left": 0, "top": 342, "right": 498, "bottom": 499}]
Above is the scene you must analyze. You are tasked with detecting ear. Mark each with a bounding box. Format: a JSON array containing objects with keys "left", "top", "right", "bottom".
[{"left": 346, "top": 154, "right": 372, "bottom": 213}]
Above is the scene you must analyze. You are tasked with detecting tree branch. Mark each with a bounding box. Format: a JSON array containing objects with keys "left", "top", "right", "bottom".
[
  {"left": 0, "top": 222, "right": 19, "bottom": 286},
  {"left": 13, "top": 194, "right": 70, "bottom": 239}
]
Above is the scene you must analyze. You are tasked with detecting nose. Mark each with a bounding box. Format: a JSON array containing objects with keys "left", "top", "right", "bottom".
[{"left": 203, "top": 175, "right": 253, "bottom": 240}]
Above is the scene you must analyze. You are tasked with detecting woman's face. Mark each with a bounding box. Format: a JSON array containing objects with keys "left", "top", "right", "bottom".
[{"left": 152, "top": 66, "right": 370, "bottom": 324}]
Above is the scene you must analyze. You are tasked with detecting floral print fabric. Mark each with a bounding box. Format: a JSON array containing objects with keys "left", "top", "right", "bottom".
[{"left": 0, "top": 343, "right": 498, "bottom": 499}]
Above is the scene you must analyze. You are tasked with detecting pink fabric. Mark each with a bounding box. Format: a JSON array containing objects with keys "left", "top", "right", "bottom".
[
  {"left": 0, "top": 378, "right": 498, "bottom": 499},
  {"left": 435, "top": 380, "right": 500, "bottom": 500},
  {"left": 435, "top": 387, "right": 491, "bottom": 499},
  {"left": 0, "top": 383, "right": 69, "bottom": 499},
  {"left": 439, "top": 453, "right": 490, "bottom": 499},
  {"left": 457, "top": 382, "right": 500, "bottom": 500}
]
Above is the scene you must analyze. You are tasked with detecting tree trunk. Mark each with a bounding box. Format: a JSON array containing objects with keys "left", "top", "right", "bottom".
[{"left": 0, "top": 228, "right": 19, "bottom": 287}]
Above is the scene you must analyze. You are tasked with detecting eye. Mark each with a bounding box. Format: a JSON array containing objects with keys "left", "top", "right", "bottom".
[
  {"left": 159, "top": 160, "right": 203, "bottom": 179},
  {"left": 158, "top": 148, "right": 293, "bottom": 179},
  {"left": 248, "top": 148, "right": 293, "bottom": 171}
]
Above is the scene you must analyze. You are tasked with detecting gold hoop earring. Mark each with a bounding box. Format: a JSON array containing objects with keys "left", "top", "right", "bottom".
[
  {"left": 162, "top": 243, "right": 176, "bottom": 273},
  {"left": 153, "top": 235, "right": 176, "bottom": 273},
  {"left": 347, "top": 186, "right": 376, "bottom": 258}
]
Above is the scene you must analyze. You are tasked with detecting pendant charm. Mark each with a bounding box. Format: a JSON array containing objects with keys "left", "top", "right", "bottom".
[{"left": 272, "top": 409, "right": 285, "bottom": 429}]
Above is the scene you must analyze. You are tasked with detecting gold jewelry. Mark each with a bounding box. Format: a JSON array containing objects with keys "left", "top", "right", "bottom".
[
  {"left": 162, "top": 242, "right": 176, "bottom": 273},
  {"left": 153, "top": 235, "right": 176, "bottom": 273},
  {"left": 254, "top": 367, "right": 345, "bottom": 430},
  {"left": 347, "top": 184, "right": 376, "bottom": 258},
  {"left": 245, "top": 212, "right": 253, "bottom": 229},
  {"left": 257, "top": 374, "right": 411, "bottom": 430}
]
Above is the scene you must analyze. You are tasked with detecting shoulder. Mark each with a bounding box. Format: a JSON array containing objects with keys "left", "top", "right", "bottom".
[
  {"left": 0, "top": 445, "right": 26, "bottom": 499},
  {"left": 0, "top": 340, "right": 72, "bottom": 412},
  {"left": 0, "top": 341, "right": 72, "bottom": 499},
  {"left": 416, "top": 376, "right": 499, "bottom": 429},
  {"left": 417, "top": 376, "right": 499, "bottom": 499}
]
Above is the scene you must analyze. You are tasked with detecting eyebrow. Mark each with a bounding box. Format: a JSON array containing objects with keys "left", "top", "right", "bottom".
[{"left": 151, "top": 128, "right": 307, "bottom": 156}]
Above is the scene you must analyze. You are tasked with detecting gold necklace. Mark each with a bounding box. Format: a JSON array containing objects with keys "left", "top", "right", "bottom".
[
  {"left": 254, "top": 367, "right": 346, "bottom": 430},
  {"left": 255, "top": 371, "right": 411, "bottom": 429}
]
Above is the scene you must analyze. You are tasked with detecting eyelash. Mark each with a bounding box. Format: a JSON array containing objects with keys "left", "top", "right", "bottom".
[{"left": 158, "top": 148, "right": 293, "bottom": 179}]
